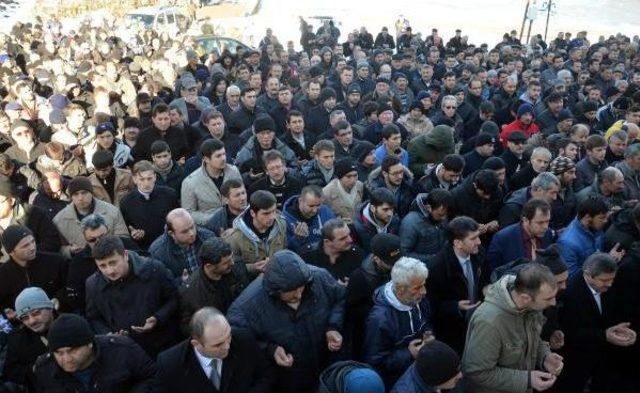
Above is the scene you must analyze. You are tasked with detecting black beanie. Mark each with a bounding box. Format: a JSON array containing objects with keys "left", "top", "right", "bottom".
[
  {"left": 334, "top": 158, "right": 358, "bottom": 179},
  {"left": 47, "top": 313, "right": 94, "bottom": 351},
  {"left": 68, "top": 176, "right": 93, "bottom": 195},
  {"left": 253, "top": 115, "right": 275, "bottom": 133},
  {"left": 534, "top": 244, "right": 567, "bottom": 275},
  {"left": 2, "top": 225, "right": 33, "bottom": 254},
  {"left": 91, "top": 149, "right": 114, "bottom": 170},
  {"left": 352, "top": 141, "right": 376, "bottom": 163},
  {"left": 416, "top": 340, "right": 461, "bottom": 387}
]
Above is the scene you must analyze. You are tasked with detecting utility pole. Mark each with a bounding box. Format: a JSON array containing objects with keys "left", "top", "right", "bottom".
[
  {"left": 543, "top": 0, "right": 555, "bottom": 42},
  {"left": 519, "top": 0, "right": 531, "bottom": 42}
]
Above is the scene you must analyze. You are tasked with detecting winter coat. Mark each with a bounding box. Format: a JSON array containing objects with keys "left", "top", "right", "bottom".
[
  {"left": 281, "top": 195, "right": 336, "bottom": 253},
  {"left": 615, "top": 160, "right": 640, "bottom": 201},
  {"left": 351, "top": 203, "right": 401, "bottom": 254},
  {"left": 281, "top": 131, "right": 317, "bottom": 162},
  {"left": 499, "top": 149, "right": 528, "bottom": 179},
  {"left": 307, "top": 105, "right": 332, "bottom": 135},
  {"left": 487, "top": 223, "right": 554, "bottom": 271},
  {"left": 33, "top": 335, "right": 156, "bottom": 393},
  {"left": 415, "top": 164, "right": 461, "bottom": 194},
  {"left": 430, "top": 111, "right": 465, "bottom": 141},
  {"left": 132, "top": 125, "right": 188, "bottom": 162},
  {"left": 3, "top": 325, "right": 47, "bottom": 390},
  {"left": 498, "top": 187, "right": 530, "bottom": 228},
  {"left": 575, "top": 157, "right": 606, "bottom": 192},
  {"left": 149, "top": 226, "right": 215, "bottom": 278},
  {"left": 89, "top": 168, "right": 135, "bottom": 207},
  {"left": 500, "top": 119, "right": 540, "bottom": 147},
  {"left": 363, "top": 282, "right": 433, "bottom": 386},
  {"left": 180, "top": 163, "right": 242, "bottom": 225},
  {"left": 407, "top": 125, "right": 455, "bottom": 177},
  {"left": 604, "top": 207, "right": 640, "bottom": 252},
  {"left": 53, "top": 198, "right": 129, "bottom": 248},
  {"left": 0, "top": 252, "right": 68, "bottom": 312},
  {"left": 235, "top": 136, "right": 297, "bottom": 171},
  {"left": 85, "top": 251, "right": 178, "bottom": 356},
  {"left": 558, "top": 217, "right": 604, "bottom": 278},
  {"left": 223, "top": 209, "right": 287, "bottom": 268},
  {"left": 490, "top": 89, "right": 518, "bottom": 126},
  {"left": 248, "top": 174, "right": 304, "bottom": 211},
  {"left": 300, "top": 159, "right": 336, "bottom": 187},
  {"left": 120, "top": 186, "right": 179, "bottom": 250},
  {"left": 450, "top": 173, "right": 503, "bottom": 226},
  {"left": 397, "top": 114, "right": 434, "bottom": 138},
  {"left": 366, "top": 167, "right": 416, "bottom": 218},
  {"left": 461, "top": 275, "right": 550, "bottom": 393},
  {"left": 154, "top": 161, "right": 185, "bottom": 198},
  {"left": 399, "top": 195, "right": 448, "bottom": 263},
  {"left": 322, "top": 178, "right": 364, "bottom": 224},
  {"left": 428, "top": 245, "right": 489, "bottom": 355},
  {"left": 227, "top": 257, "right": 345, "bottom": 393},
  {"left": 169, "top": 97, "right": 213, "bottom": 125},
  {"left": 178, "top": 265, "right": 249, "bottom": 333}
]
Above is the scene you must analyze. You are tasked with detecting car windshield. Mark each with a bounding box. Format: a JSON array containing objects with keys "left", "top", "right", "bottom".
[{"left": 126, "top": 14, "right": 155, "bottom": 27}]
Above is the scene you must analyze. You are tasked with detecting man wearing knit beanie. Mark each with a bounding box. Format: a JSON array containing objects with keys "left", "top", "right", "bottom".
[
  {"left": 53, "top": 175, "right": 129, "bottom": 252},
  {"left": 33, "top": 313, "right": 156, "bottom": 390},
  {"left": 3, "top": 287, "right": 57, "bottom": 389},
  {"left": 0, "top": 225, "right": 67, "bottom": 316},
  {"left": 391, "top": 340, "right": 462, "bottom": 392}
]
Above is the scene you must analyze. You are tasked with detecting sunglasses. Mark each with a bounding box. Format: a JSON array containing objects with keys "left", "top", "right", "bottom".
[{"left": 444, "top": 106, "right": 457, "bottom": 109}]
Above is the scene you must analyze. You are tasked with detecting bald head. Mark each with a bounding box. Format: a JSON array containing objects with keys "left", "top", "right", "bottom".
[{"left": 166, "top": 208, "right": 197, "bottom": 246}]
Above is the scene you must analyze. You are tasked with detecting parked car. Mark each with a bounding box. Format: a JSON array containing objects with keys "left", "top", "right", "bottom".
[
  {"left": 125, "top": 6, "right": 191, "bottom": 36},
  {"left": 194, "top": 35, "right": 253, "bottom": 56}
]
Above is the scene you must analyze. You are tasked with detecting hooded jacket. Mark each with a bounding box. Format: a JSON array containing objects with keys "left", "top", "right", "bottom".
[
  {"left": 318, "top": 361, "right": 379, "bottom": 393},
  {"left": 558, "top": 217, "right": 604, "bottom": 278},
  {"left": 235, "top": 135, "right": 297, "bottom": 171},
  {"left": 227, "top": 251, "right": 345, "bottom": 392},
  {"left": 407, "top": 125, "right": 455, "bottom": 177},
  {"left": 351, "top": 203, "right": 401, "bottom": 254},
  {"left": 89, "top": 168, "right": 135, "bottom": 207},
  {"left": 222, "top": 208, "right": 287, "bottom": 269},
  {"left": 500, "top": 119, "right": 540, "bottom": 147},
  {"left": 462, "top": 275, "right": 550, "bottom": 393},
  {"left": 399, "top": 194, "right": 448, "bottom": 263},
  {"left": 281, "top": 195, "right": 336, "bottom": 253},
  {"left": 366, "top": 166, "right": 416, "bottom": 218},
  {"left": 363, "top": 282, "right": 433, "bottom": 386}
]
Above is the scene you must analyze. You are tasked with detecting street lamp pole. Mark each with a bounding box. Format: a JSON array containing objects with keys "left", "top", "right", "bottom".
[
  {"left": 519, "top": 0, "right": 531, "bottom": 42},
  {"left": 543, "top": 0, "right": 554, "bottom": 42}
]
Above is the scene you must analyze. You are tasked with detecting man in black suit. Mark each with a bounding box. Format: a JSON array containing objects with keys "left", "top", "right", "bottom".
[
  {"left": 428, "top": 216, "right": 489, "bottom": 355},
  {"left": 154, "top": 307, "right": 275, "bottom": 393},
  {"left": 557, "top": 252, "right": 637, "bottom": 393}
]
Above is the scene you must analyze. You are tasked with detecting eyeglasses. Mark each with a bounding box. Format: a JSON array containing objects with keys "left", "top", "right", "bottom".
[{"left": 444, "top": 106, "right": 457, "bottom": 110}]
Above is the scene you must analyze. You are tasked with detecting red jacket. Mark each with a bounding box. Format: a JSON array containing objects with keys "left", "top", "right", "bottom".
[{"left": 500, "top": 119, "right": 540, "bottom": 147}]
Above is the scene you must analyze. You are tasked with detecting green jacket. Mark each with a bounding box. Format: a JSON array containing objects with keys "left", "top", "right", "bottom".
[
  {"left": 462, "top": 275, "right": 550, "bottom": 393},
  {"left": 407, "top": 125, "right": 455, "bottom": 177}
]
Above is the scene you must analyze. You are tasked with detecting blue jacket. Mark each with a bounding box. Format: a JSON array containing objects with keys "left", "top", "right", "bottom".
[
  {"left": 149, "top": 227, "right": 216, "bottom": 278},
  {"left": 363, "top": 283, "right": 432, "bottom": 386},
  {"left": 487, "top": 223, "right": 554, "bottom": 271},
  {"left": 374, "top": 145, "right": 409, "bottom": 168},
  {"left": 391, "top": 364, "right": 438, "bottom": 393},
  {"left": 281, "top": 195, "right": 336, "bottom": 253},
  {"left": 399, "top": 195, "right": 448, "bottom": 263},
  {"left": 558, "top": 217, "right": 604, "bottom": 278}
]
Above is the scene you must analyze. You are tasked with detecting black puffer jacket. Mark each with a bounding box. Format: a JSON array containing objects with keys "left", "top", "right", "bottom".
[{"left": 604, "top": 208, "right": 640, "bottom": 252}]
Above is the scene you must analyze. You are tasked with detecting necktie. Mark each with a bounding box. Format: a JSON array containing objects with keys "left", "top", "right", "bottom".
[
  {"left": 209, "top": 358, "right": 221, "bottom": 390},
  {"left": 463, "top": 260, "right": 476, "bottom": 303},
  {"left": 594, "top": 292, "right": 602, "bottom": 314}
]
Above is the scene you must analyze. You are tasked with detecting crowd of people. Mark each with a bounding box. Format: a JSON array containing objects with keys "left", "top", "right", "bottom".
[{"left": 0, "top": 10, "right": 638, "bottom": 393}]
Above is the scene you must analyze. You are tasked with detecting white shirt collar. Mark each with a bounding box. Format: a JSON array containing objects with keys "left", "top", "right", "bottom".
[{"left": 193, "top": 347, "right": 222, "bottom": 376}]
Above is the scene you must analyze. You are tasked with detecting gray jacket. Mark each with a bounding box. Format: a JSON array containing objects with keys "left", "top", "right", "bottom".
[{"left": 399, "top": 194, "right": 448, "bottom": 264}]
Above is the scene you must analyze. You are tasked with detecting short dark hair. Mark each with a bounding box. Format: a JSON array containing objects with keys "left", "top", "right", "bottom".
[
  {"left": 321, "top": 218, "right": 348, "bottom": 240},
  {"left": 381, "top": 155, "right": 402, "bottom": 173},
  {"left": 92, "top": 235, "right": 125, "bottom": 260},
  {"left": 522, "top": 198, "right": 551, "bottom": 221},
  {"left": 286, "top": 110, "right": 304, "bottom": 122},
  {"left": 369, "top": 187, "right": 396, "bottom": 208},
  {"left": 200, "top": 137, "right": 225, "bottom": 158},
  {"left": 334, "top": 120, "right": 350, "bottom": 134},
  {"left": 151, "top": 103, "right": 170, "bottom": 117},
  {"left": 198, "top": 237, "right": 232, "bottom": 267},
  {"left": 448, "top": 216, "right": 479, "bottom": 242},
  {"left": 363, "top": 101, "right": 379, "bottom": 117},
  {"left": 585, "top": 134, "right": 607, "bottom": 151},
  {"left": 442, "top": 154, "right": 465, "bottom": 172},
  {"left": 240, "top": 87, "right": 256, "bottom": 97},
  {"left": 513, "top": 263, "right": 557, "bottom": 297},
  {"left": 300, "top": 185, "right": 323, "bottom": 199},
  {"left": 473, "top": 169, "right": 499, "bottom": 195},
  {"left": 425, "top": 189, "right": 453, "bottom": 210},
  {"left": 381, "top": 124, "right": 401, "bottom": 140},
  {"left": 150, "top": 140, "right": 171, "bottom": 156},
  {"left": 583, "top": 252, "right": 618, "bottom": 276},
  {"left": 249, "top": 190, "right": 277, "bottom": 212},
  {"left": 577, "top": 196, "right": 608, "bottom": 219},
  {"left": 123, "top": 117, "right": 141, "bottom": 129},
  {"left": 220, "top": 179, "right": 244, "bottom": 198},
  {"left": 263, "top": 150, "right": 285, "bottom": 166}
]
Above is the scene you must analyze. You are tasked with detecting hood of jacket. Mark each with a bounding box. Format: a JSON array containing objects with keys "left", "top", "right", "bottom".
[
  {"left": 420, "top": 125, "right": 455, "bottom": 150},
  {"left": 503, "top": 186, "right": 529, "bottom": 206},
  {"left": 232, "top": 207, "right": 282, "bottom": 245},
  {"left": 372, "top": 281, "right": 414, "bottom": 312},
  {"left": 483, "top": 274, "right": 523, "bottom": 316},
  {"left": 262, "top": 250, "right": 312, "bottom": 295}
]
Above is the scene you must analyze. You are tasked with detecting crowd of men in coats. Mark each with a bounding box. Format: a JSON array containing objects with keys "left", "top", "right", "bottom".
[{"left": 0, "top": 11, "right": 639, "bottom": 393}]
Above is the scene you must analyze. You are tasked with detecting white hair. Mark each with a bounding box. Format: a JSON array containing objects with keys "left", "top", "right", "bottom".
[{"left": 391, "top": 257, "right": 429, "bottom": 286}]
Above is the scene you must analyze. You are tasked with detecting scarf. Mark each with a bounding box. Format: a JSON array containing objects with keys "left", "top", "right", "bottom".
[{"left": 153, "top": 160, "right": 174, "bottom": 178}]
